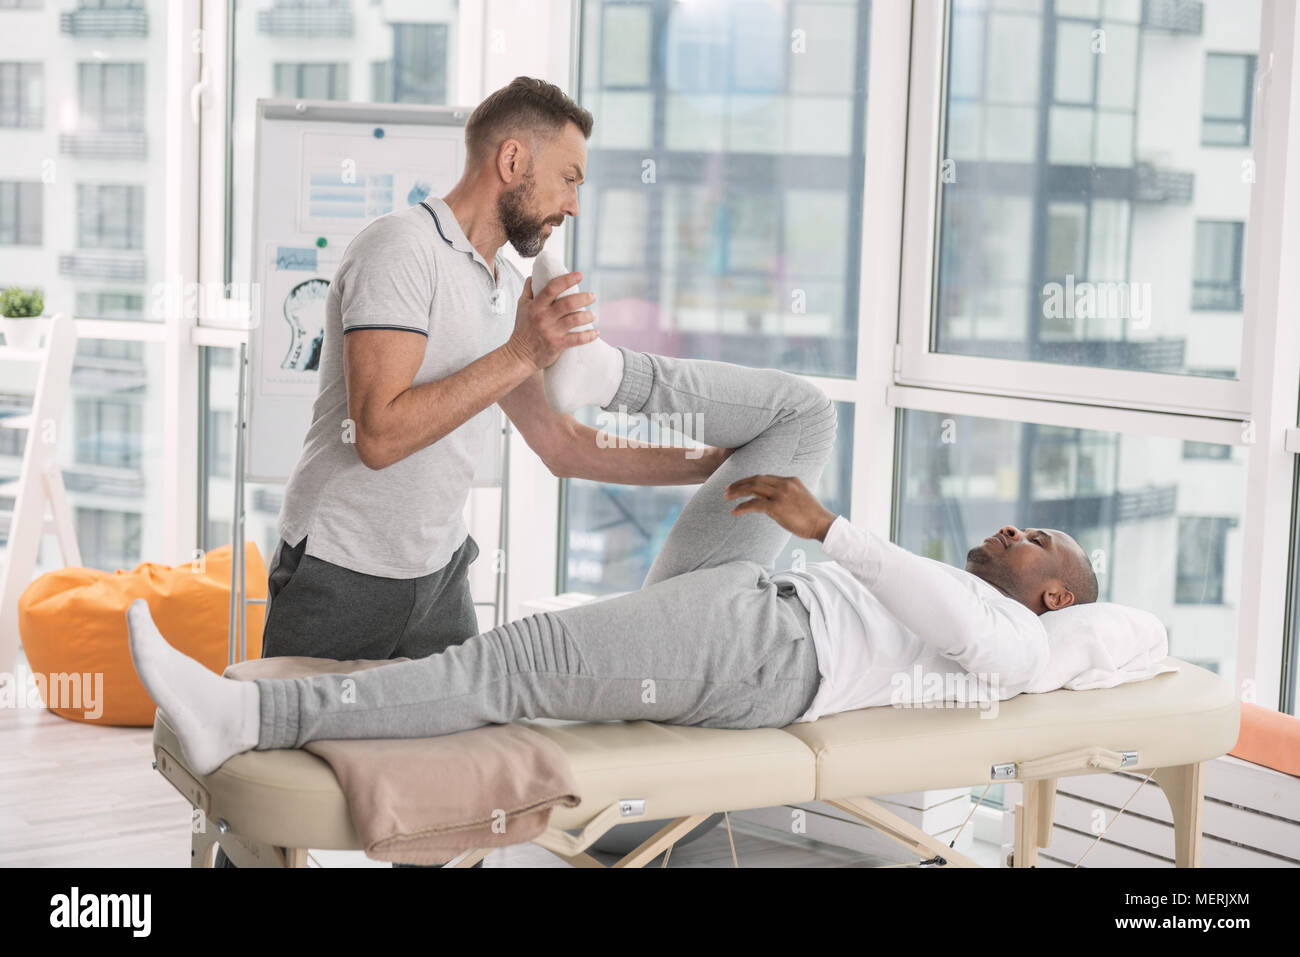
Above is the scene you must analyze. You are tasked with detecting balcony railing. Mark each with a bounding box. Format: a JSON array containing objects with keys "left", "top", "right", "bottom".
[
  {"left": 60, "top": 7, "right": 149, "bottom": 38},
  {"left": 941, "top": 336, "right": 1188, "bottom": 373},
  {"left": 59, "top": 252, "right": 147, "bottom": 282},
  {"left": 1115, "top": 484, "right": 1179, "bottom": 523},
  {"left": 1141, "top": 0, "right": 1203, "bottom": 34},
  {"left": 1134, "top": 163, "right": 1195, "bottom": 203},
  {"left": 257, "top": 4, "right": 354, "bottom": 38},
  {"left": 64, "top": 468, "right": 145, "bottom": 497},
  {"left": 60, "top": 132, "right": 147, "bottom": 161},
  {"left": 1192, "top": 281, "right": 1244, "bottom": 312}
]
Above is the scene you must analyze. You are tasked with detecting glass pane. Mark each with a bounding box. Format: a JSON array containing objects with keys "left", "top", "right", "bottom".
[
  {"left": 201, "top": 347, "right": 285, "bottom": 565},
  {"left": 1202, "top": 52, "right": 1255, "bottom": 149},
  {"left": 895, "top": 409, "right": 1245, "bottom": 682},
  {"left": 0, "top": 5, "right": 167, "bottom": 321},
  {"left": 934, "top": 0, "right": 1260, "bottom": 378},
  {"left": 0, "top": 339, "right": 164, "bottom": 575},
  {"left": 227, "top": 1, "right": 461, "bottom": 290},
  {"left": 562, "top": 402, "right": 855, "bottom": 594},
  {"left": 574, "top": 0, "right": 870, "bottom": 379}
]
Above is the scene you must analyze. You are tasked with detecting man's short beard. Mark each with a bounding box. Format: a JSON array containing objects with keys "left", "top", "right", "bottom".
[{"left": 497, "top": 170, "right": 550, "bottom": 258}]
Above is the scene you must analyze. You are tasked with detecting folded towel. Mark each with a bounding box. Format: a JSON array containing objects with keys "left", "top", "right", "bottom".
[
  {"left": 225, "top": 656, "right": 581, "bottom": 865},
  {"left": 1025, "top": 602, "right": 1179, "bottom": 694}
]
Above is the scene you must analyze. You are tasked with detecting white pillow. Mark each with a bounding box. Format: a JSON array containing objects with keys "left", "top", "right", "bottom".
[{"left": 1027, "top": 601, "right": 1178, "bottom": 693}]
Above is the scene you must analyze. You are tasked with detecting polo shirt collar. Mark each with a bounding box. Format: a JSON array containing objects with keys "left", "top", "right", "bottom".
[{"left": 422, "top": 197, "right": 495, "bottom": 277}]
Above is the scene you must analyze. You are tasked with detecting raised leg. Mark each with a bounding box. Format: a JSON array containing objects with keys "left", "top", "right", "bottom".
[{"left": 604, "top": 348, "right": 838, "bottom": 586}]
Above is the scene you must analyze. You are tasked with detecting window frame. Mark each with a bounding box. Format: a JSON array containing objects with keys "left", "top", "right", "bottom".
[
  {"left": 893, "top": 0, "right": 1300, "bottom": 711},
  {"left": 1202, "top": 51, "right": 1257, "bottom": 148},
  {"left": 897, "top": 1, "right": 1255, "bottom": 418}
]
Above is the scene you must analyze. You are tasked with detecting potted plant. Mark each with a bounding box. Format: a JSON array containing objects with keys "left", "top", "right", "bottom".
[{"left": 0, "top": 285, "right": 44, "bottom": 351}]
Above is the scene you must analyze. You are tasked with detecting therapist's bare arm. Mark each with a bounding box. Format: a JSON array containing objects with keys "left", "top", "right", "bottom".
[
  {"left": 498, "top": 371, "right": 733, "bottom": 485},
  {"left": 345, "top": 272, "right": 596, "bottom": 470}
]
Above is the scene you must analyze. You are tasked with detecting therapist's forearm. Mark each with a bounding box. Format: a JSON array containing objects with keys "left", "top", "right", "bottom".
[
  {"left": 354, "top": 341, "right": 535, "bottom": 469},
  {"left": 558, "top": 421, "right": 730, "bottom": 485}
]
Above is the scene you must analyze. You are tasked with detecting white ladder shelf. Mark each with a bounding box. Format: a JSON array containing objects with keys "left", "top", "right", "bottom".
[{"left": 0, "top": 314, "right": 81, "bottom": 681}]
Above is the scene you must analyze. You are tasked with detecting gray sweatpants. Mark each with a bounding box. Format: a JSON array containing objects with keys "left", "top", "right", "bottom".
[{"left": 255, "top": 347, "right": 837, "bottom": 749}]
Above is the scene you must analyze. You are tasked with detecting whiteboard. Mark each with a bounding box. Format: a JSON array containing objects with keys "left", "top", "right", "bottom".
[{"left": 245, "top": 99, "right": 502, "bottom": 486}]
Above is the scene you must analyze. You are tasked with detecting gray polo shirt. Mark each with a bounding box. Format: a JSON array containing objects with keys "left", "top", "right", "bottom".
[{"left": 278, "top": 198, "right": 521, "bottom": 578}]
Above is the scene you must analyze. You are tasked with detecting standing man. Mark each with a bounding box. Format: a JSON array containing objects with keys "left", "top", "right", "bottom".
[{"left": 261, "top": 76, "right": 731, "bottom": 661}]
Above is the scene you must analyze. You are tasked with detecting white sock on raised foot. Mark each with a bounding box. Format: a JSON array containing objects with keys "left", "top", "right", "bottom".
[
  {"left": 125, "top": 598, "right": 260, "bottom": 776},
  {"left": 531, "top": 248, "right": 625, "bottom": 413}
]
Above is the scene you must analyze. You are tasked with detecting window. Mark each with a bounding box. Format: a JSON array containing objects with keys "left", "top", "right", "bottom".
[
  {"left": 895, "top": 410, "right": 1244, "bottom": 682},
  {"left": 927, "top": 1, "right": 1259, "bottom": 382},
  {"left": 390, "top": 23, "right": 448, "bottom": 104},
  {"left": 75, "top": 398, "right": 143, "bottom": 469},
  {"left": 1202, "top": 53, "right": 1256, "bottom": 147},
  {"left": 1183, "top": 440, "right": 1232, "bottom": 461},
  {"left": 1175, "top": 516, "right": 1238, "bottom": 605},
  {"left": 207, "top": 409, "right": 232, "bottom": 478},
  {"left": 1192, "top": 220, "right": 1244, "bottom": 311},
  {"left": 75, "top": 507, "right": 142, "bottom": 573},
  {"left": 74, "top": 290, "right": 145, "bottom": 320},
  {"left": 574, "top": 0, "right": 869, "bottom": 378},
  {"left": 273, "top": 62, "right": 349, "bottom": 100},
  {"left": 370, "top": 60, "right": 391, "bottom": 101},
  {"left": 77, "top": 184, "right": 145, "bottom": 250},
  {"left": 0, "top": 180, "right": 41, "bottom": 245},
  {"left": 0, "top": 62, "right": 42, "bottom": 128},
  {"left": 78, "top": 62, "right": 145, "bottom": 132}
]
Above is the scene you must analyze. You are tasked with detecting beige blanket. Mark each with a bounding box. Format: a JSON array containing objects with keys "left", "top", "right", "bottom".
[{"left": 225, "top": 655, "right": 581, "bottom": 865}]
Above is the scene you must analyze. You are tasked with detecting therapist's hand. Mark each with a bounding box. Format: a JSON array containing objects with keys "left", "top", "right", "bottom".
[
  {"left": 506, "top": 273, "right": 599, "bottom": 371},
  {"left": 723, "top": 475, "right": 837, "bottom": 542}
]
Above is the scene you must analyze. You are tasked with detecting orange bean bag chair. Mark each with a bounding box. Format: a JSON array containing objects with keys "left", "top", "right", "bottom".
[{"left": 17, "top": 543, "right": 266, "bottom": 726}]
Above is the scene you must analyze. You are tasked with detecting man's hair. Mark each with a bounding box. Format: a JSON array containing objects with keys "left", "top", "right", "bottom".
[
  {"left": 465, "top": 76, "right": 593, "bottom": 162},
  {"left": 1064, "top": 550, "right": 1100, "bottom": 606}
]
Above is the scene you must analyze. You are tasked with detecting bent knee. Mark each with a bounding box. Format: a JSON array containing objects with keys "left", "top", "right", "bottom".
[{"left": 789, "top": 388, "right": 837, "bottom": 466}]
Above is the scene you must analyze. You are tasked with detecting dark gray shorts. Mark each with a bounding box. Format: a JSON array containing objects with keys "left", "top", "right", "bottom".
[{"left": 260, "top": 533, "right": 481, "bottom": 661}]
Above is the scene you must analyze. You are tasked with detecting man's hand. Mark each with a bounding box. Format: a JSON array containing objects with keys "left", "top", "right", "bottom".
[
  {"left": 505, "top": 273, "right": 599, "bottom": 371},
  {"left": 723, "top": 475, "right": 837, "bottom": 542}
]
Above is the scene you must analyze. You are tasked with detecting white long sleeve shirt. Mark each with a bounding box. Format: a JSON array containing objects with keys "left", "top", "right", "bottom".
[{"left": 770, "top": 516, "right": 1050, "bottom": 724}]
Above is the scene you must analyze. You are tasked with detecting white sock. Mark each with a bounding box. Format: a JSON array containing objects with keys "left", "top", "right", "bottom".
[
  {"left": 126, "top": 598, "right": 260, "bottom": 776},
  {"left": 532, "top": 248, "right": 624, "bottom": 413}
]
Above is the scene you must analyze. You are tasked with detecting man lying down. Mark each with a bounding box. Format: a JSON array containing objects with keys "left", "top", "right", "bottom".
[{"left": 127, "top": 346, "right": 1099, "bottom": 777}]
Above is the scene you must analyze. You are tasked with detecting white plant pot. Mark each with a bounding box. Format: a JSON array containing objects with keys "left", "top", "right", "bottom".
[{"left": 0, "top": 315, "right": 43, "bottom": 351}]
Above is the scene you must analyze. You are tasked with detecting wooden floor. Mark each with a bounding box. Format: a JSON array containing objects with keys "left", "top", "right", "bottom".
[{"left": 1, "top": 655, "right": 1002, "bottom": 868}]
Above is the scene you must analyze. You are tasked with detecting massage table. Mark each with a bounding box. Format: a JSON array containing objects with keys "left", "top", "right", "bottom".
[{"left": 150, "top": 657, "right": 1239, "bottom": 868}]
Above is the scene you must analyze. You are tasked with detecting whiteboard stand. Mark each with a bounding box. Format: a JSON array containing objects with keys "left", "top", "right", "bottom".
[
  {"left": 227, "top": 342, "right": 260, "bottom": 666},
  {"left": 0, "top": 314, "right": 82, "bottom": 681},
  {"left": 471, "top": 413, "right": 511, "bottom": 630}
]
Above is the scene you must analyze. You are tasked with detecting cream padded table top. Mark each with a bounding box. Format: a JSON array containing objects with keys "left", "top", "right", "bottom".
[
  {"left": 151, "top": 658, "right": 1238, "bottom": 850},
  {"left": 152, "top": 714, "right": 817, "bottom": 849},
  {"left": 786, "top": 659, "right": 1239, "bottom": 798}
]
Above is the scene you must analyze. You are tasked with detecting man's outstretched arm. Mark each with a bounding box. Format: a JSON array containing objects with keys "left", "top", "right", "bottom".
[
  {"left": 498, "top": 369, "right": 732, "bottom": 485},
  {"left": 724, "top": 475, "right": 1048, "bottom": 687}
]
